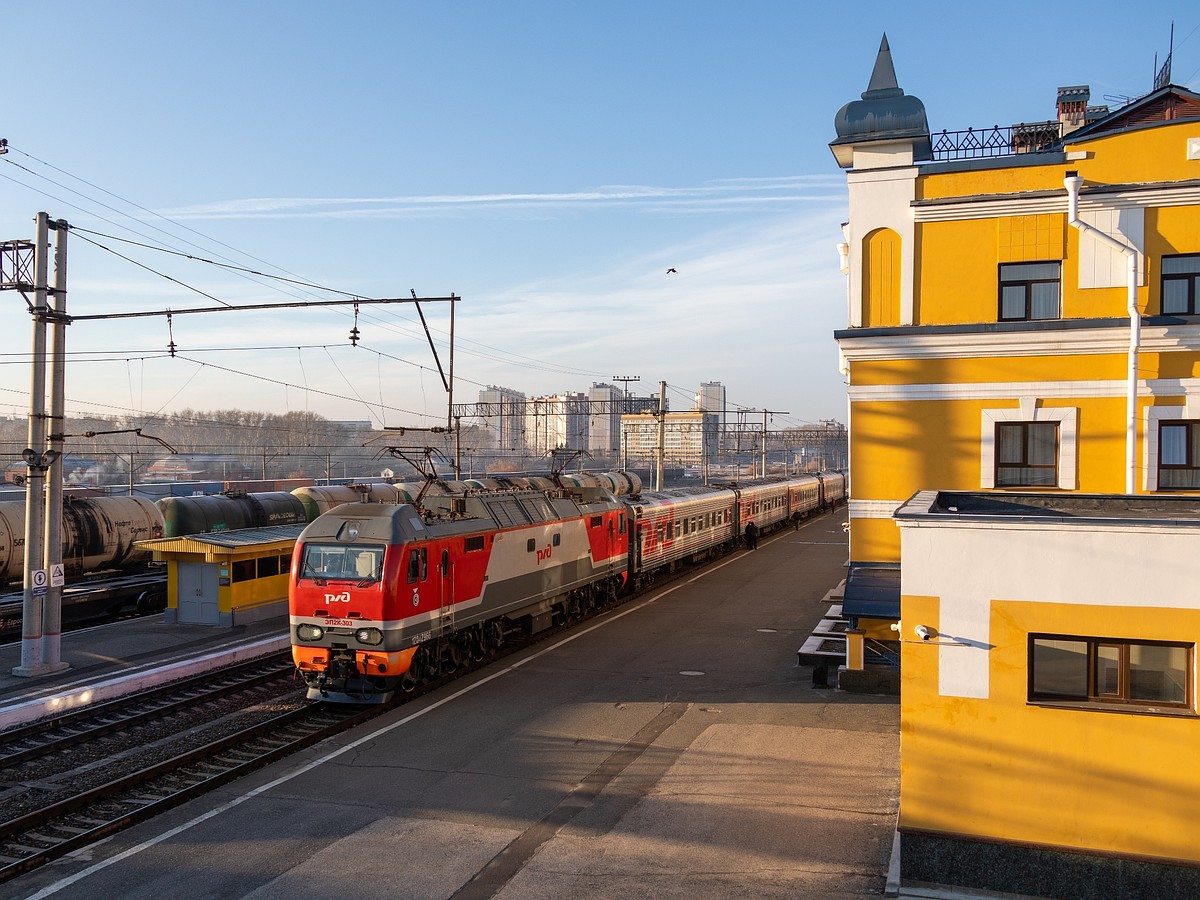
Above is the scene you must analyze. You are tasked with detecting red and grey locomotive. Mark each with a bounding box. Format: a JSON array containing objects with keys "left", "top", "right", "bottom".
[{"left": 289, "top": 470, "right": 844, "bottom": 702}]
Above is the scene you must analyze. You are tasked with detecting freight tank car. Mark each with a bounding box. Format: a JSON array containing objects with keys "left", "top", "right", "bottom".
[
  {"left": 0, "top": 495, "right": 164, "bottom": 583},
  {"left": 290, "top": 481, "right": 629, "bottom": 702},
  {"left": 157, "top": 490, "right": 308, "bottom": 537}
]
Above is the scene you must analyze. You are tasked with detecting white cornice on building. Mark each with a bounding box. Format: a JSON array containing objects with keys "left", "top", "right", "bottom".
[
  {"left": 836, "top": 321, "right": 1200, "bottom": 362},
  {"left": 912, "top": 181, "right": 1200, "bottom": 222}
]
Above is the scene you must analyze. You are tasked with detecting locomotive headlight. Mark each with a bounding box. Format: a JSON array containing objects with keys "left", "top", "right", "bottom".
[
  {"left": 296, "top": 623, "right": 325, "bottom": 642},
  {"left": 354, "top": 627, "right": 383, "bottom": 646}
]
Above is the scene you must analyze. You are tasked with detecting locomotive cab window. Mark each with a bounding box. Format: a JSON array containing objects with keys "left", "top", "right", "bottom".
[{"left": 407, "top": 547, "right": 427, "bottom": 583}]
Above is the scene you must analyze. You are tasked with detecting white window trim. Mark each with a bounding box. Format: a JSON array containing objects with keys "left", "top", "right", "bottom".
[
  {"left": 1145, "top": 402, "right": 1199, "bottom": 492},
  {"left": 981, "top": 404, "right": 1077, "bottom": 489}
]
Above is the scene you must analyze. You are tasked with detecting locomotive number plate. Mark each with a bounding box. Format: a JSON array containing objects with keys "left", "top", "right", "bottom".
[{"left": 325, "top": 618, "right": 353, "bottom": 627}]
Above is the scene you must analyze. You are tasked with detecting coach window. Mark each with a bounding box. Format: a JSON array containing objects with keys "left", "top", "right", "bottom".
[
  {"left": 999, "top": 261, "right": 1061, "bottom": 321},
  {"left": 407, "top": 547, "right": 427, "bottom": 583},
  {"left": 1030, "top": 635, "right": 1191, "bottom": 711},
  {"left": 1162, "top": 254, "right": 1200, "bottom": 314}
]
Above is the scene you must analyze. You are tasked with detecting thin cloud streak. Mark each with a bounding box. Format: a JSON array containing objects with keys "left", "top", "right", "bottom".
[{"left": 161, "top": 176, "right": 848, "bottom": 219}]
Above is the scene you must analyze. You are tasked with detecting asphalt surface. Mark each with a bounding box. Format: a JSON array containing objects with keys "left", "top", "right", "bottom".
[{"left": 2, "top": 510, "right": 900, "bottom": 900}]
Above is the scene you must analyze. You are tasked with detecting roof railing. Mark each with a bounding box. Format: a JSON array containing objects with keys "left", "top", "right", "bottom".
[{"left": 930, "top": 121, "right": 1064, "bottom": 161}]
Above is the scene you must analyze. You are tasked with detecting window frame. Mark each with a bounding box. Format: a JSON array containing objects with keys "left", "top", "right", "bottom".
[
  {"left": 1029, "top": 633, "right": 1193, "bottom": 713},
  {"left": 1156, "top": 419, "right": 1200, "bottom": 490},
  {"left": 994, "top": 421, "right": 1060, "bottom": 487},
  {"left": 1160, "top": 253, "right": 1200, "bottom": 315},
  {"left": 998, "top": 261, "right": 1062, "bottom": 322}
]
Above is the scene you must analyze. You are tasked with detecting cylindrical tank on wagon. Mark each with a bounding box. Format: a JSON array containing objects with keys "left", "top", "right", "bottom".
[
  {"left": 61, "top": 496, "right": 164, "bottom": 576},
  {"left": 463, "top": 478, "right": 502, "bottom": 491},
  {"left": 246, "top": 491, "right": 309, "bottom": 527},
  {"left": 561, "top": 473, "right": 606, "bottom": 491},
  {"left": 293, "top": 483, "right": 413, "bottom": 521},
  {"left": 600, "top": 471, "right": 642, "bottom": 496},
  {"left": 158, "top": 494, "right": 253, "bottom": 537},
  {"left": 524, "top": 476, "right": 557, "bottom": 492},
  {"left": 0, "top": 495, "right": 165, "bottom": 583}
]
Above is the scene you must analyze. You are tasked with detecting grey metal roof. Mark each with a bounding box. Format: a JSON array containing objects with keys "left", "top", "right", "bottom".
[
  {"left": 184, "top": 524, "right": 308, "bottom": 548},
  {"left": 896, "top": 490, "right": 1200, "bottom": 526}
]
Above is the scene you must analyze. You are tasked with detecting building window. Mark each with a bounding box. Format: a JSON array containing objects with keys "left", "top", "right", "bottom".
[
  {"left": 1030, "top": 635, "right": 1191, "bottom": 710},
  {"left": 995, "top": 422, "right": 1058, "bottom": 486},
  {"left": 999, "top": 262, "right": 1060, "bottom": 321},
  {"left": 1158, "top": 420, "right": 1200, "bottom": 489},
  {"left": 1161, "top": 254, "right": 1200, "bottom": 315}
]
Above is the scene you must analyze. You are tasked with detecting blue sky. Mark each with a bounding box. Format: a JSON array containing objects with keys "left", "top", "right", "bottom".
[{"left": 0, "top": 2, "right": 1194, "bottom": 433}]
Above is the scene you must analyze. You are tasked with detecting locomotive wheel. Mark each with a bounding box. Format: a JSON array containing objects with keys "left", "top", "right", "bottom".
[
  {"left": 408, "top": 646, "right": 433, "bottom": 684},
  {"left": 461, "top": 626, "right": 486, "bottom": 662},
  {"left": 481, "top": 620, "right": 503, "bottom": 654}
]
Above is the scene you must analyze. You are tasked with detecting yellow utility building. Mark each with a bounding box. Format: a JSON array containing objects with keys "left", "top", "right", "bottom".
[{"left": 137, "top": 525, "right": 303, "bottom": 626}]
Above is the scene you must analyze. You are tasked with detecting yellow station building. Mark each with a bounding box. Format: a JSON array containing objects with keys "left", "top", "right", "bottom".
[{"left": 830, "top": 36, "right": 1200, "bottom": 896}]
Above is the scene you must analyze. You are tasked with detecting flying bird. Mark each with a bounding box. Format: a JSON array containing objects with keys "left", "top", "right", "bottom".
[{"left": 666, "top": 267, "right": 677, "bottom": 274}]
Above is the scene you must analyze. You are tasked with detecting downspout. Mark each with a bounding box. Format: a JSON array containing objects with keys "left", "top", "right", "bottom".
[{"left": 1064, "top": 173, "right": 1140, "bottom": 493}]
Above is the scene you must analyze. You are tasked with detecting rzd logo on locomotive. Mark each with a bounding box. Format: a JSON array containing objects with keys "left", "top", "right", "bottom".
[
  {"left": 535, "top": 543, "right": 552, "bottom": 564},
  {"left": 324, "top": 592, "right": 351, "bottom": 603}
]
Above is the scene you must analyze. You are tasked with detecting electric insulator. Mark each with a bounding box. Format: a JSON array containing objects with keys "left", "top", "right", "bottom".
[{"left": 349, "top": 326, "right": 360, "bottom": 346}]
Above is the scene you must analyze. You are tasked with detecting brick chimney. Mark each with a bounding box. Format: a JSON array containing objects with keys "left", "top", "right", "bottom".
[{"left": 1057, "top": 85, "right": 1091, "bottom": 134}]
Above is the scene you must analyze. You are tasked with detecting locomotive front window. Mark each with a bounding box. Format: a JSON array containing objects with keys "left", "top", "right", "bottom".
[{"left": 300, "top": 544, "right": 384, "bottom": 583}]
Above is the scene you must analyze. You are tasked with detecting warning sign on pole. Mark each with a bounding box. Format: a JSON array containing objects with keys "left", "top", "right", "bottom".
[
  {"left": 50, "top": 564, "right": 64, "bottom": 587},
  {"left": 32, "top": 568, "right": 48, "bottom": 596}
]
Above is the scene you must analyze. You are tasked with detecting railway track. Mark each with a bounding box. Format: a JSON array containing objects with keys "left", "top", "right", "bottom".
[
  {"left": 0, "top": 534, "right": 764, "bottom": 886},
  {"left": 0, "top": 700, "right": 376, "bottom": 883},
  {"left": 0, "top": 651, "right": 297, "bottom": 768}
]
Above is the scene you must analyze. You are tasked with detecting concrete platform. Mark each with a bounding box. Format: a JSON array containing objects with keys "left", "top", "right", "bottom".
[{"left": 0, "top": 613, "right": 290, "bottom": 730}]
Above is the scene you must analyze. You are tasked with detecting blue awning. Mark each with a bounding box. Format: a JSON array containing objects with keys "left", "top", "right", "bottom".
[{"left": 842, "top": 564, "right": 900, "bottom": 620}]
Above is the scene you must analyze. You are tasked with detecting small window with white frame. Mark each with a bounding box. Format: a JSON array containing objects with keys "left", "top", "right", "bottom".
[
  {"left": 1161, "top": 254, "right": 1200, "bottom": 315},
  {"left": 999, "top": 261, "right": 1061, "bottom": 321},
  {"left": 1158, "top": 420, "right": 1200, "bottom": 489},
  {"left": 995, "top": 421, "right": 1059, "bottom": 487}
]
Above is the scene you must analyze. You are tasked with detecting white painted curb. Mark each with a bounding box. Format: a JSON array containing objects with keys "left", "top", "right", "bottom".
[{"left": 0, "top": 636, "right": 291, "bottom": 731}]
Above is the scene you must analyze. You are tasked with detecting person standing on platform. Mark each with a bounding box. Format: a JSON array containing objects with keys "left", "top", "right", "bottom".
[{"left": 744, "top": 519, "right": 758, "bottom": 550}]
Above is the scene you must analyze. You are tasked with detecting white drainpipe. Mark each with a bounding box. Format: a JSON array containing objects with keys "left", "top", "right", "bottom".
[{"left": 1064, "top": 173, "right": 1140, "bottom": 494}]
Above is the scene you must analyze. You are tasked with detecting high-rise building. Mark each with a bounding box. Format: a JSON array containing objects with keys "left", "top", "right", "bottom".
[
  {"left": 475, "top": 386, "right": 526, "bottom": 449},
  {"left": 695, "top": 381, "right": 726, "bottom": 464},
  {"left": 524, "top": 393, "right": 589, "bottom": 456},
  {"left": 588, "top": 383, "right": 622, "bottom": 459}
]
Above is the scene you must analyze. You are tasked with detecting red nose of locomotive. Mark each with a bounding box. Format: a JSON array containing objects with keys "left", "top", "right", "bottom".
[{"left": 290, "top": 539, "right": 412, "bottom": 702}]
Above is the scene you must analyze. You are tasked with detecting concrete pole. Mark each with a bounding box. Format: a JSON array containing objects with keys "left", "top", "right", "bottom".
[
  {"left": 14, "top": 212, "right": 51, "bottom": 677},
  {"left": 42, "top": 219, "right": 69, "bottom": 671},
  {"left": 656, "top": 381, "right": 666, "bottom": 491},
  {"left": 762, "top": 410, "right": 768, "bottom": 479}
]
